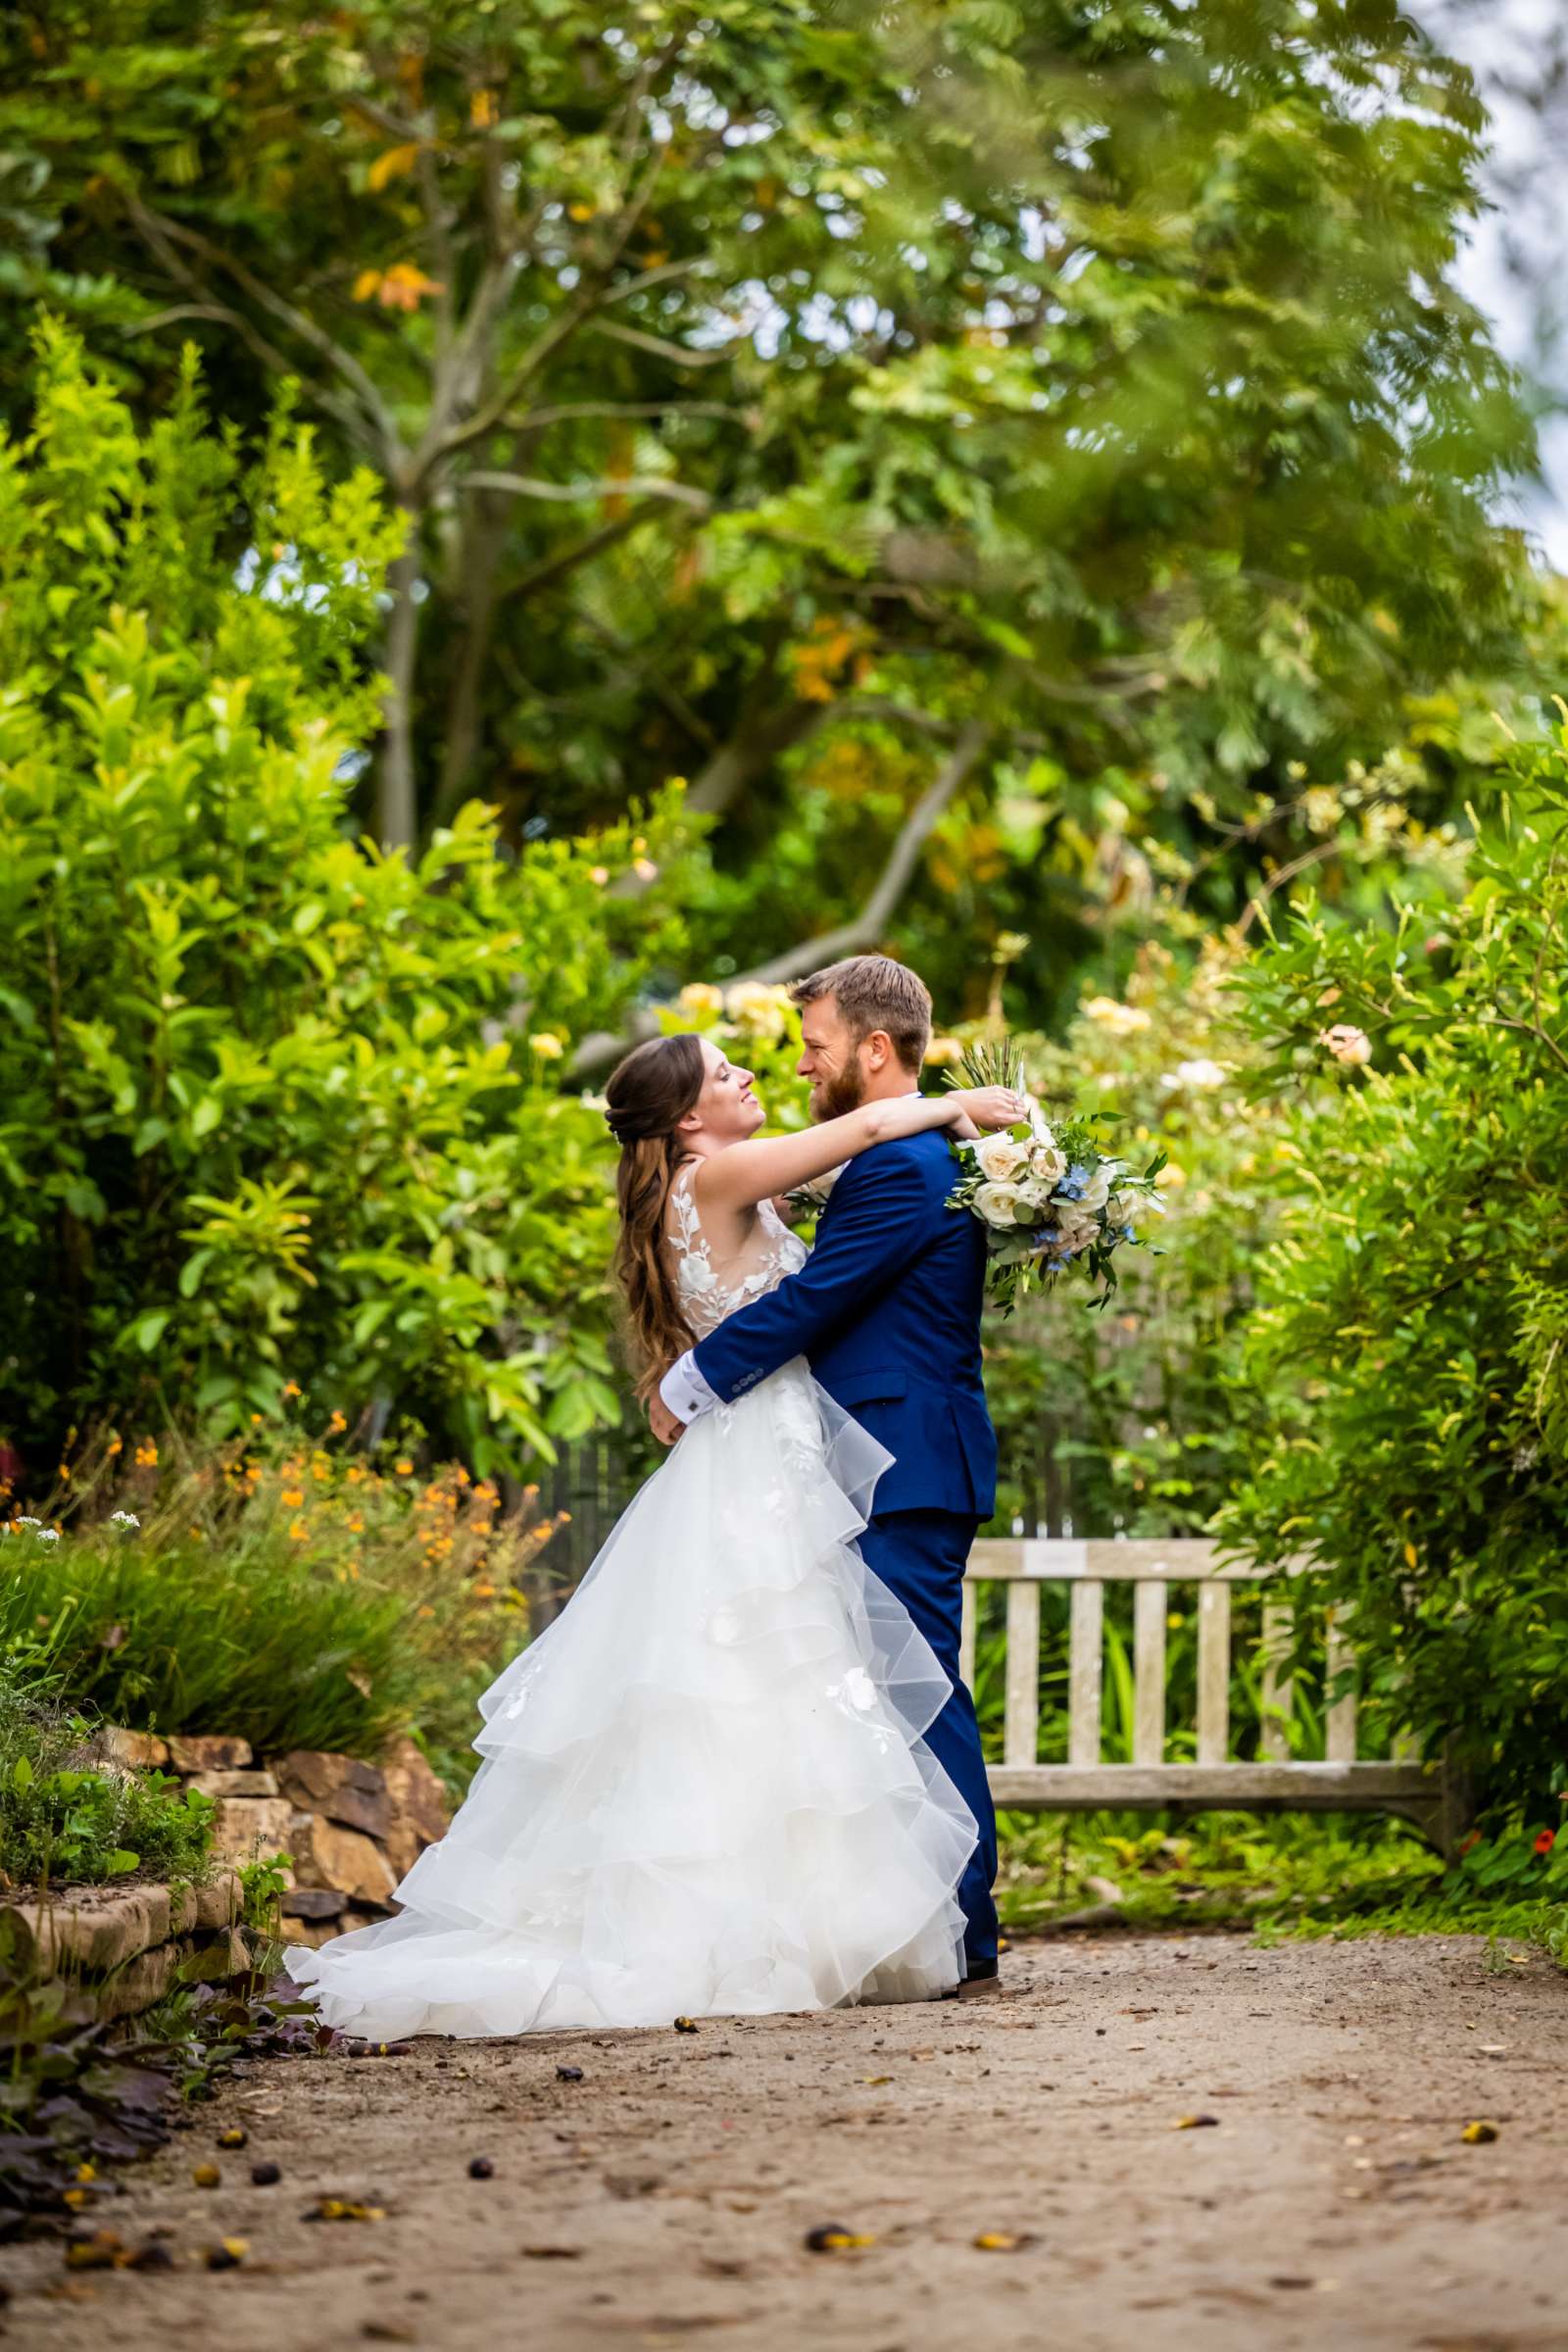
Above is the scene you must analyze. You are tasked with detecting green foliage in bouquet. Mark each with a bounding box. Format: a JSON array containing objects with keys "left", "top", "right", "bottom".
[
  {"left": 0, "top": 326, "right": 697, "bottom": 1475},
  {"left": 1218, "top": 718, "right": 1568, "bottom": 1814}
]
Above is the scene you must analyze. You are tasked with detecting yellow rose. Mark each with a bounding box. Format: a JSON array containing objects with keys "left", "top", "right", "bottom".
[{"left": 529, "top": 1032, "right": 564, "bottom": 1059}]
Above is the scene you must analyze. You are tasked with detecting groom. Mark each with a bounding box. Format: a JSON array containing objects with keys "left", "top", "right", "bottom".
[{"left": 652, "top": 955, "right": 1001, "bottom": 1993}]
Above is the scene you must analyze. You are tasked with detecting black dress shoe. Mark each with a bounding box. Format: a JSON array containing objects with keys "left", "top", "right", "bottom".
[{"left": 938, "top": 1956, "right": 1001, "bottom": 2000}]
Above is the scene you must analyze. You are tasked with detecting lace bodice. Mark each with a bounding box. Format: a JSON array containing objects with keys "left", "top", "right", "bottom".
[{"left": 667, "top": 1162, "right": 807, "bottom": 1339}]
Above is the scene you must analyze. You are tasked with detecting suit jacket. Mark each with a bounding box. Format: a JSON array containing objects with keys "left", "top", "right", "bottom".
[{"left": 690, "top": 1126, "right": 997, "bottom": 1518}]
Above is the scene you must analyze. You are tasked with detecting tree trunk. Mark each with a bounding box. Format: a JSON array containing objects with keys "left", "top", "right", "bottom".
[
  {"left": 377, "top": 514, "right": 422, "bottom": 851},
  {"left": 434, "top": 491, "right": 513, "bottom": 822}
]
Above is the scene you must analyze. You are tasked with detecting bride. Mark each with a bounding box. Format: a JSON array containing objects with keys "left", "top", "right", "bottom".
[{"left": 286, "top": 1031, "right": 1023, "bottom": 2038}]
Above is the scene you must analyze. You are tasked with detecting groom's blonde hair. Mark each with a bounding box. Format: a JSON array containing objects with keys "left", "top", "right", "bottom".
[{"left": 791, "top": 956, "right": 932, "bottom": 1073}]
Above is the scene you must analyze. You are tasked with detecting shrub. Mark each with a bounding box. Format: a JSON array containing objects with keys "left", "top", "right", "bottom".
[
  {"left": 0, "top": 323, "right": 693, "bottom": 1479},
  {"left": 1217, "top": 722, "right": 1568, "bottom": 1814},
  {"left": 2, "top": 1414, "right": 559, "bottom": 1773},
  {"left": 0, "top": 1657, "right": 213, "bottom": 1892}
]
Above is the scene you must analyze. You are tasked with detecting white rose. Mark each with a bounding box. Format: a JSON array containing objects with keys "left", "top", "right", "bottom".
[
  {"left": 1077, "top": 1162, "right": 1112, "bottom": 1213},
  {"left": 1029, "top": 1138, "right": 1066, "bottom": 1186},
  {"left": 1054, "top": 1202, "right": 1101, "bottom": 1254},
  {"left": 974, "top": 1133, "right": 1030, "bottom": 1185},
  {"left": 973, "top": 1181, "right": 1022, "bottom": 1227}
]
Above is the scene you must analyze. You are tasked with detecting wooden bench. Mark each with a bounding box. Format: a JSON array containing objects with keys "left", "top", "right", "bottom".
[{"left": 961, "top": 1538, "right": 1467, "bottom": 1858}]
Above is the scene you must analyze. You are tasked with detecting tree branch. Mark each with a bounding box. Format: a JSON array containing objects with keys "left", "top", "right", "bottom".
[
  {"left": 464, "top": 469, "right": 712, "bottom": 513},
  {"left": 123, "top": 193, "right": 407, "bottom": 469},
  {"left": 498, "top": 509, "right": 658, "bottom": 609},
  {"left": 569, "top": 710, "right": 997, "bottom": 1077},
  {"left": 586, "top": 319, "right": 742, "bottom": 368},
  {"left": 728, "top": 716, "right": 994, "bottom": 985}
]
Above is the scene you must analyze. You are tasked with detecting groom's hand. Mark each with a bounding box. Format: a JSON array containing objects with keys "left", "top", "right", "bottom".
[{"left": 648, "top": 1392, "right": 684, "bottom": 1447}]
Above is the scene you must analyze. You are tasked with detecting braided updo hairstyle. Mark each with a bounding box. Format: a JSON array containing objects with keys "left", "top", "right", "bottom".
[{"left": 605, "top": 1031, "right": 707, "bottom": 1397}]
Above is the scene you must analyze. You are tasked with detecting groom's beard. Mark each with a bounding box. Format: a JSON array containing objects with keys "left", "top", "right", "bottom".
[{"left": 810, "top": 1064, "right": 866, "bottom": 1124}]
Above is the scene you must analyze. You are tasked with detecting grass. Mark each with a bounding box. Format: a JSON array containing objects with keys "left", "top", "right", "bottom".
[{"left": 997, "top": 1809, "right": 1568, "bottom": 1959}]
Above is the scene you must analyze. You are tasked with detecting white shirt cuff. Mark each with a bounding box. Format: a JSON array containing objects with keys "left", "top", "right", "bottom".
[{"left": 660, "top": 1350, "right": 720, "bottom": 1424}]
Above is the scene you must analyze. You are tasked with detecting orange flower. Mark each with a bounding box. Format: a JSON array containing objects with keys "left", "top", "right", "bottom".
[
  {"left": 280, "top": 1489, "right": 305, "bottom": 1508},
  {"left": 107, "top": 1437, "right": 122, "bottom": 1457},
  {"left": 395, "top": 1459, "right": 415, "bottom": 1477},
  {"left": 134, "top": 1441, "right": 159, "bottom": 1468},
  {"left": 1535, "top": 1829, "right": 1556, "bottom": 1855},
  {"left": 347, "top": 1466, "right": 365, "bottom": 1486},
  {"left": 328, "top": 1410, "right": 348, "bottom": 1435},
  {"left": 346, "top": 1514, "right": 365, "bottom": 1534},
  {"left": 283, "top": 1381, "right": 302, "bottom": 1399},
  {"left": 287, "top": 1516, "right": 309, "bottom": 1541}
]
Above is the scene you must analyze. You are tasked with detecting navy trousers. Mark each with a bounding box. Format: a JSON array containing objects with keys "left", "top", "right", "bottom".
[{"left": 857, "top": 1506, "right": 999, "bottom": 1970}]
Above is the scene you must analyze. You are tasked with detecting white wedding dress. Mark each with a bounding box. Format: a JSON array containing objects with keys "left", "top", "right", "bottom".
[{"left": 286, "top": 1172, "right": 976, "bottom": 2038}]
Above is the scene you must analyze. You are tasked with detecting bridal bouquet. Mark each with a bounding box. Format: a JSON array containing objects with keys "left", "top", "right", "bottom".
[{"left": 945, "top": 1040, "right": 1164, "bottom": 1312}]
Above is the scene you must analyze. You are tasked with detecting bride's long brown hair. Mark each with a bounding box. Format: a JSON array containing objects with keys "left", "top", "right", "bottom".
[{"left": 605, "top": 1031, "right": 707, "bottom": 1397}]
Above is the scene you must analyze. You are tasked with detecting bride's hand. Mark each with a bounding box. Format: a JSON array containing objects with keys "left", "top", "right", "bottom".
[{"left": 953, "top": 1085, "right": 1028, "bottom": 1133}]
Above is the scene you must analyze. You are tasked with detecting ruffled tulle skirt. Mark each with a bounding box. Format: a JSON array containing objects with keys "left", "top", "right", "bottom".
[{"left": 285, "top": 1361, "right": 976, "bottom": 2038}]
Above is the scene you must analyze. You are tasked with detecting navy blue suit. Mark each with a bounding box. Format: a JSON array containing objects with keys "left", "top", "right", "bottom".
[{"left": 691, "top": 1126, "right": 1000, "bottom": 1968}]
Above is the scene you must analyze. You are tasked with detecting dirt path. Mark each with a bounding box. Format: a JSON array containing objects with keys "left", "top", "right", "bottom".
[{"left": 6, "top": 1934, "right": 1567, "bottom": 2352}]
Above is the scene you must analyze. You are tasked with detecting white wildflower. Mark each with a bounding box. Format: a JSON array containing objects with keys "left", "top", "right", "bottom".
[
  {"left": 1319, "top": 1023, "right": 1372, "bottom": 1066},
  {"left": 1083, "top": 996, "right": 1152, "bottom": 1036},
  {"left": 1160, "top": 1056, "right": 1228, "bottom": 1093}
]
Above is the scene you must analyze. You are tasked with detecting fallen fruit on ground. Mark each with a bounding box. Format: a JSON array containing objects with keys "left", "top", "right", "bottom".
[
  {"left": 805, "top": 2224, "right": 876, "bottom": 2252},
  {"left": 468, "top": 2156, "right": 495, "bottom": 2180},
  {"left": 191, "top": 2163, "right": 221, "bottom": 2187},
  {"left": 126, "top": 2242, "right": 176, "bottom": 2271},
  {"left": 1461, "top": 2120, "right": 1500, "bottom": 2143},
  {"left": 206, "top": 2238, "right": 248, "bottom": 2270},
  {"left": 251, "top": 2161, "right": 282, "bottom": 2186}
]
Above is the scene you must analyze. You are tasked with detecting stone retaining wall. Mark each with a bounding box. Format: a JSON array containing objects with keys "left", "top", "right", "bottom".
[
  {"left": 96, "top": 1727, "right": 452, "bottom": 1955},
  {"left": 1, "top": 1868, "right": 251, "bottom": 2024}
]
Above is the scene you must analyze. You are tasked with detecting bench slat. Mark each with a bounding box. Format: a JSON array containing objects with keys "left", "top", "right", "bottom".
[
  {"left": 965, "top": 1538, "right": 1295, "bottom": 1583},
  {"left": 1068, "top": 1581, "right": 1103, "bottom": 1766},
  {"left": 1326, "top": 1611, "right": 1357, "bottom": 1763},
  {"left": 1260, "top": 1599, "right": 1293, "bottom": 1763},
  {"left": 988, "top": 1760, "right": 1438, "bottom": 1808},
  {"left": 1003, "top": 1581, "right": 1041, "bottom": 1768},
  {"left": 1133, "top": 1580, "right": 1166, "bottom": 1766},
  {"left": 1197, "top": 1581, "right": 1231, "bottom": 1764}
]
